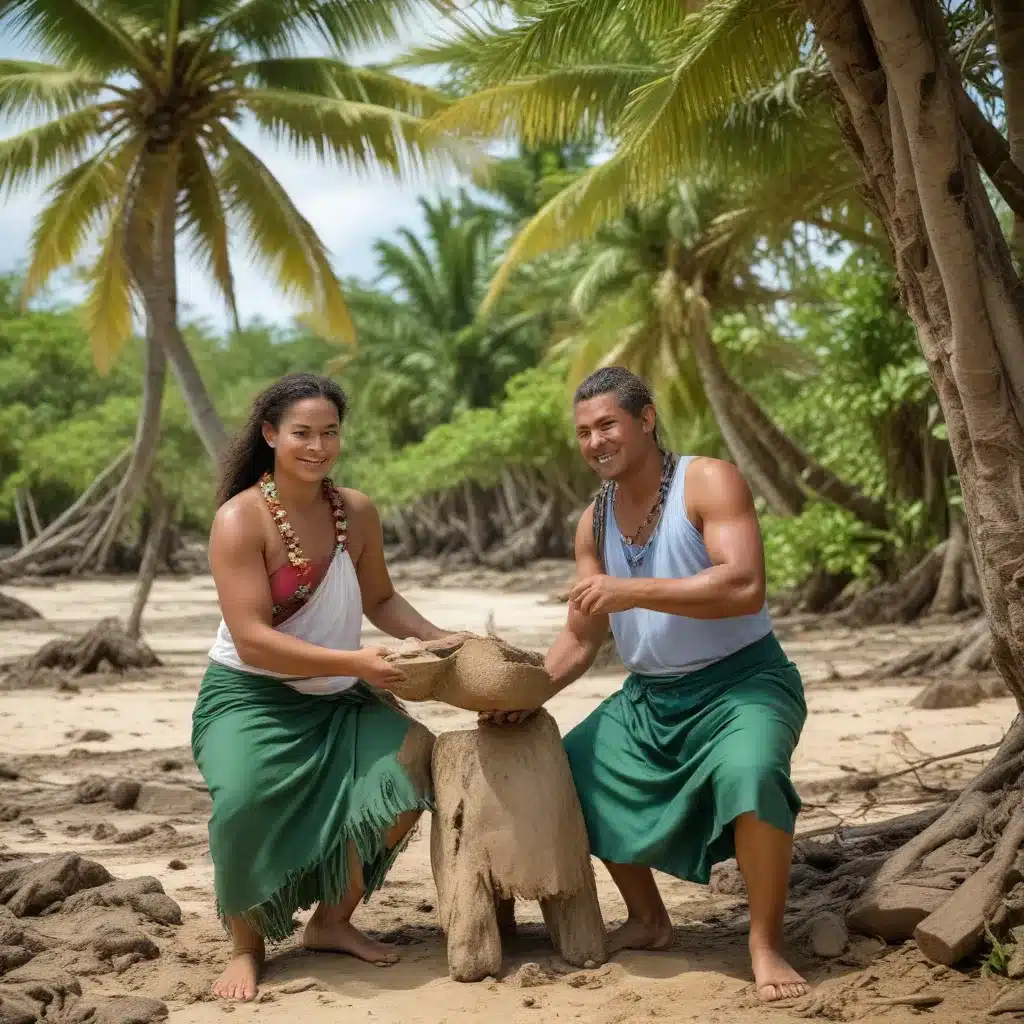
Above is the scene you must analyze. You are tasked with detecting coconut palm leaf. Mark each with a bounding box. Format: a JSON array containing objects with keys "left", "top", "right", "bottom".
[
  {"left": 81, "top": 188, "right": 135, "bottom": 372},
  {"left": 217, "top": 128, "right": 354, "bottom": 342},
  {"left": 0, "top": 0, "right": 157, "bottom": 79},
  {"left": 23, "top": 136, "right": 141, "bottom": 297},
  {"left": 429, "top": 64, "right": 657, "bottom": 145},
  {"left": 243, "top": 89, "right": 469, "bottom": 179},
  {"left": 203, "top": 0, "right": 440, "bottom": 57},
  {"left": 0, "top": 106, "right": 112, "bottom": 196},
  {"left": 234, "top": 57, "right": 449, "bottom": 118},
  {"left": 179, "top": 136, "right": 239, "bottom": 330},
  {"left": 0, "top": 60, "right": 107, "bottom": 120}
]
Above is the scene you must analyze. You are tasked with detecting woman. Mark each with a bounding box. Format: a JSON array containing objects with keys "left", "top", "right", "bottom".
[{"left": 192, "top": 373, "right": 463, "bottom": 1001}]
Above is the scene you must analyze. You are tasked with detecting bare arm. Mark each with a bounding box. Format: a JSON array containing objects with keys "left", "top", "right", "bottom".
[
  {"left": 545, "top": 504, "right": 610, "bottom": 692},
  {"left": 208, "top": 501, "right": 381, "bottom": 678},
  {"left": 349, "top": 491, "right": 452, "bottom": 642},
  {"left": 570, "top": 459, "right": 766, "bottom": 619},
  {"left": 479, "top": 506, "right": 608, "bottom": 726}
]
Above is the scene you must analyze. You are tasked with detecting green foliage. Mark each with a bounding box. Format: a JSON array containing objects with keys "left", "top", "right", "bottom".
[
  {"left": 0, "top": 0, "right": 461, "bottom": 369},
  {"left": 761, "top": 504, "right": 887, "bottom": 594},
  {"left": 983, "top": 921, "right": 1010, "bottom": 978},
  {"left": 344, "top": 360, "right": 587, "bottom": 507}
]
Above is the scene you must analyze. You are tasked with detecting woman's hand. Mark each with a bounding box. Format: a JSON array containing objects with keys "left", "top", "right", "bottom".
[{"left": 354, "top": 645, "right": 407, "bottom": 690}]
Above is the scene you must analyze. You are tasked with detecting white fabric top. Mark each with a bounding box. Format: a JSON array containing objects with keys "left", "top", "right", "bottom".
[{"left": 207, "top": 547, "right": 363, "bottom": 694}]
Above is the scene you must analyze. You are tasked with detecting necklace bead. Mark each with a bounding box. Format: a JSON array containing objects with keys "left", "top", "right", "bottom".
[{"left": 259, "top": 472, "right": 348, "bottom": 572}]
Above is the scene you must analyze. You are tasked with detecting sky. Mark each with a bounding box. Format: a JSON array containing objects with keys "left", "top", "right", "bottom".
[{"left": 0, "top": 7, "right": 469, "bottom": 332}]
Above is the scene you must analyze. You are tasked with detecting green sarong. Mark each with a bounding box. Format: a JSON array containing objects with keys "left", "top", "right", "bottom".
[
  {"left": 563, "top": 632, "right": 806, "bottom": 884},
  {"left": 191, "top": 662, "right": 432, "bottom": 942}
]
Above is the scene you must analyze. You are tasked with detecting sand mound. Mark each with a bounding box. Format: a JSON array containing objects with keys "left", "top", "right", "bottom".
[{"left": 0, "top": 854, "right": 179, "bottom": 1023}]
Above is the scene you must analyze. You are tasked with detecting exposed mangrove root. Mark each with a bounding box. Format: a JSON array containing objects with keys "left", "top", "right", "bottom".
[
  {"left": 0, "top": 590, "right": 41, "bottom": 621},
  {"left": 383, "top": 469, "right": 589, "bottom": 567},
  {"left": 844, "top": 716, "right": 1024, "bottom": 966},
  {"left": 2, "top": 617, "right": 161, "bottom": 689}
]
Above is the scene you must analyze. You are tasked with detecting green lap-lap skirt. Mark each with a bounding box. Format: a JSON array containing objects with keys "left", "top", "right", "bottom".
[
  {"left": 191, "top": 662, "right": 432, "bottom": 942},
  {"left": 564, "top": 631, "right": 807, "bottom": 884}
]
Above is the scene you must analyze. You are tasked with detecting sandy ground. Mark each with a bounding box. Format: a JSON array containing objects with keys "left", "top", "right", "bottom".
[{"left": 0, "top": 569, "right": 1018, "bottom": 1023}]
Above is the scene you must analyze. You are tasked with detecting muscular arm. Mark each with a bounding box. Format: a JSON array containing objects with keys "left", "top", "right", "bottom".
[
  {"left": 625, "top": 459, "right": 766, "bottom": 618},
  {"left": 350, "top": 492, "right": 450, "bottom": 642},
  {"left": 544, "top": 505, "right": 610, "bottom": 693},
  {"left": 209, "top": 503, "right": 368, "bottom": 677}
]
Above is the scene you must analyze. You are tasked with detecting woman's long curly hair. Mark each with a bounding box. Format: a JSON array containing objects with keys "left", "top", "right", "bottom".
[{"left": 216, "top": 373, "right": 348, "bottom": 507}]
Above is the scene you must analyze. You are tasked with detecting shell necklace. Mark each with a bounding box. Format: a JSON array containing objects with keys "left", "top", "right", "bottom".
[
  {"left": 612, "top": 451, "right": 678, "bottom": 569},
  {"left": 258, "top": 471, "right": 348, "bottom": 571}
]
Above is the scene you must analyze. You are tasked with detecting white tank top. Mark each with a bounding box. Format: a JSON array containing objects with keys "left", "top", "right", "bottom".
[{"left": 207, "top": 547, "right": 363, "bottom": 695}]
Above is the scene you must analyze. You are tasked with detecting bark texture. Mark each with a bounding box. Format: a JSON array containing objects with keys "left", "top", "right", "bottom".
[
  {"left": 430, "top": 710, "right": 605, "bottom": 982},
  {"left": 992, "top": 0, "right": 1024, "bottom": 252},
  {"left": 802, "top": 0, "right": 1024, "bottom": 966},
  {"left": 805, "top": 0, "right": 1024, "bottom": 703}
]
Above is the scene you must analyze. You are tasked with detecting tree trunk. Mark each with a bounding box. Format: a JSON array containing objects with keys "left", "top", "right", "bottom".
[
  {"left": 686, "top": 310, "right": 806, "bottom": 515},
  {"left": 803, "top": 0, "right": 1024, "bottom": 965},
  {"left": 144, "top": 159, "right": 227, "bottom": 464},
  {"left": 806, "top": 0, "right": 1024, "bottom": 703},
  {"left": 127, "top": 491, "right": 170, "bottom": 640},
  {"left": 12, "top": 492, "right": 29, "bottom": 548},
  {"left": 992, "top": 0, "right": 1024, "bottom": 254},
  {"left": 687, "top": 285, "right": 889, "bottom": 528},
  {"left": 83, "top": 332, "right": 167, "bottom": 572}
]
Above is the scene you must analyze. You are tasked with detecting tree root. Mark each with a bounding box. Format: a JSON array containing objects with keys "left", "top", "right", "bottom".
[
  {"left": 383, "top": 469, "right": 588, "bottom": 566},
  {"left": 845, "top": 716, "right": 1024, "bottom": 965},
  {"left": 0, "top": 591, "right": 41, "bottom": 621},
  {"left": 1, "top": 618, "right": 161, "bottom": 689}
]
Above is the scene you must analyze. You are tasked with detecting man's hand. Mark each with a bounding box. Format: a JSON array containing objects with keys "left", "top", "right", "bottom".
[
  {"left": 568, "top": 574, "right": 636, "bottom": 616},
  {"left": 477, "top": 709, "right": 536, "bottom": 727}
]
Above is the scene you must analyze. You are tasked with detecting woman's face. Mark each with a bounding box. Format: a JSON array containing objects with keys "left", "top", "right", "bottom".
[{"left": 263, "top": 397, "right": 342, "bottom": 484}]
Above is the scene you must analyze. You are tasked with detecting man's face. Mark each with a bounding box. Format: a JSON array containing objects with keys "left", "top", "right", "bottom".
[{"left": 573, "top": 393, "right": 655, "bottom": 481}]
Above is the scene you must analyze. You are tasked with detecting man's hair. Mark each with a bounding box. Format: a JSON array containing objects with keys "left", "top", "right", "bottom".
[{"left": 573, "top": 366, "right": 661, "bottom": 446}]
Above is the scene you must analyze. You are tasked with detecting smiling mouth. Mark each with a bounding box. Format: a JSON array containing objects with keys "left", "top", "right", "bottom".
[
  {"left": 298, "top": 458, "right": 327, "bottom": 467},
  {"left": 595, "top": 453, "right": 617, "bottom": 465}
]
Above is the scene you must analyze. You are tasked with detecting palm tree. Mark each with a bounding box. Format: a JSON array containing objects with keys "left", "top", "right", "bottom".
[
  {"left": 331, "top": 189, "right": 557, "bottom": 446},
  {"left": 411, "top": 0, "right": 1024, "bottom": 965},
  {"left": 555, "top": 180, "right": 889, "bottom": 525},
  {"left": 0, "top": 1, "right": 460, "bottom": 490},
  {"left": 0, "top": 0, "right": 465, "bottom": 567}
]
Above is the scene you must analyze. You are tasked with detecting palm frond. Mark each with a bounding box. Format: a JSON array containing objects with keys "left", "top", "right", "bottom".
[
  {"left": 244, "top": 88, "right": 475, "bottom": 180},
  {"left": 205, "top": 0, "right": 443, "bottom": 57},
  {"left": 82, "top": 196, "right": 135, "bottom": 373},
  {"left": 235, "top": 57, "right": 449, "bottom": 118},
  {"left": 0, "top": 0, "right": 158, "bottom": 82},
  {"left": 615, "top": 0, "right": 805, "bottom": 188},
  {"left": 429, "top": 64, "right": 656, "bottom": 144},
  {"left": 179, "top": 136, "right": 239, "bottom": 330},
  {"left": 416, "top": 0, "right": 692, "bottom": 83},
  {"left": 217, "top": 127, "right": 353, "bottom": 342},
  {"left": 23, "top": 135, "right": 141, "bottom": 298},
  {"left": 0, "top": 106, "right": 109, "bottom": 197},
  {"left": 0, "top": 60, "right": 106, "bottom": 121},
  {"left": 482, "top": 150, "right": 638, "bottom": 309}
]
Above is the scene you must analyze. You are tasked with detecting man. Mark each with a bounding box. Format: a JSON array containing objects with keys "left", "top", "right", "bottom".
[{"left": 483, "top": 366, "right": 808, "bottom": 1002}]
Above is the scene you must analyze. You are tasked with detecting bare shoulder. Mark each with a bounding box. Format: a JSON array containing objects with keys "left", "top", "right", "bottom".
[
  {"left": 210, "top": 488, "right": 267, "bottom": 548},
  {"left": 684, "top": 458, "right": 755, "bottom": 524},
  {"left": 574, "top": 501, "right": 597, "bottom": 547},
  {"left": 339, "top": 487, "right": 375, "bottom": 515}
]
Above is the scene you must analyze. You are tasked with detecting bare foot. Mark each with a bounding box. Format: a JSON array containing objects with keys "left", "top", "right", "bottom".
[
  {"left": 303, "top": 918, "right": 400, "bottom": 966},
  {"left": 750, "top": 943, "right": 808, "bottom": 1001},
  {"left": 211, "top": 947, "right": 263, "bottom": 1001},
  {"left": 606, "top": 913, "right": 674, "bottom": 955}
]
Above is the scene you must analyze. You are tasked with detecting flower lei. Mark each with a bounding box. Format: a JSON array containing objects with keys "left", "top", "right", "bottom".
[{"left": 258, "top": 472, "right": 348, "bottom": 572}]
